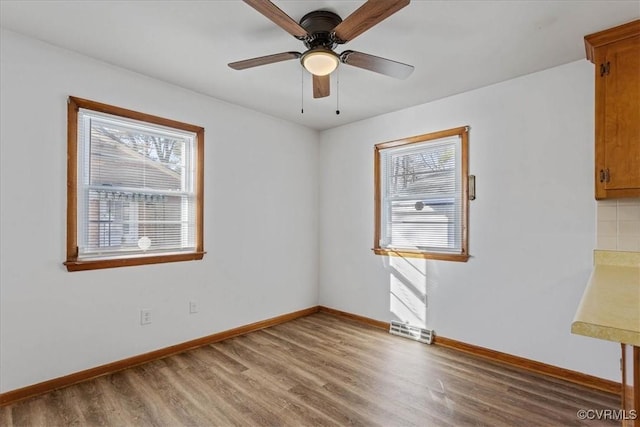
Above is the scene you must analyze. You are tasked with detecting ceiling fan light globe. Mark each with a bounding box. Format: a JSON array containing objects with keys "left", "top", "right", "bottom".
[{"left": 302, "top": 50, "right": 339, "bottom": 76}]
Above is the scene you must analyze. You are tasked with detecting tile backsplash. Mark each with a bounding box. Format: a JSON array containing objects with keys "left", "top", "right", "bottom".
[{"left": 596, "top": 198, "right": 640, "bottom": 251}]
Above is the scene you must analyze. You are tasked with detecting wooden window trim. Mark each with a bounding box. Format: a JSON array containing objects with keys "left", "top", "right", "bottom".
[
  {"left": 373, "top": 126, "right": 469, "bottom": 262},
  {"left": 65, "top": 96, "right": 205, "bottom": 271}
]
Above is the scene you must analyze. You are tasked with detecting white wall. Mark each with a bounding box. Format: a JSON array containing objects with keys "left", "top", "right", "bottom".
[
  {"left": 0, "top": 26, "right": 623, "bottom": 393},
  {"left": 318, "top": 60, "right": 621, "bottom": 381},
  {"left": 0, "top": 29, "right": 319, "bottom": 393}
]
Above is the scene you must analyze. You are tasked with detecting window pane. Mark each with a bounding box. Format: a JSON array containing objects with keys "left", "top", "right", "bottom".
[
  {"left": 89, "top": 119, "right": 187, "bottom": 192},
  {"left": 389, "top": 199, "right": 459, "bottom": 251},
  {"left": 82, "top": 190, "right": 195, "bottom": 257},
  {"left": 386, "top": 143, "right": 456, "bottom": 199}
]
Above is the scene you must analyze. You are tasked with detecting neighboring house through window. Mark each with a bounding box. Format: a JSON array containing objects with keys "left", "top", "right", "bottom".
[
  {"left": 65, "top": 97, "right": 205, "bottom": 271},
  {"left": 374, "top": 126, "right": 469, "bottom": 262}
]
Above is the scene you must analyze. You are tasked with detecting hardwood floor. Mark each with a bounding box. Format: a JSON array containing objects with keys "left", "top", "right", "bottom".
[{"left": 0, "top": 312, "right": 620, "bottom": 426}]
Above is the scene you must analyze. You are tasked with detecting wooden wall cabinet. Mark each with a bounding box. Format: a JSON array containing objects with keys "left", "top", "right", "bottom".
[{"left": 585, "top": 20, "right": 640, "bottom": 200}]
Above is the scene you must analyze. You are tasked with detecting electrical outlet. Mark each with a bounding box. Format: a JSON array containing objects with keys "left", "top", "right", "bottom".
[
  {"left": 140, "top": 309, "right": 152, "bottom": 325},
  {"left": 189, "top": 301, "right": 198, "bottom": 314}
]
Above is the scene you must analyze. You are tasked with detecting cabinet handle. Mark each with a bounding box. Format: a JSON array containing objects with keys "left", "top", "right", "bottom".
[{"left": 599, "top": 168, "right": 611, "bottom": 183}]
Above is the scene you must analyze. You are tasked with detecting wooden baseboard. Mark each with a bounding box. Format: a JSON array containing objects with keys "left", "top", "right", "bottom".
[
  {"left": 318, "top": 307, "right": 621, "bottom": 396},
  {"left": 434, "top": 335, "right": 621, "bottom": 395},
  {"left": 318, "top": 306, "right": 389, "bottom": 330},
  {"left": 0, "top": 306, "right": 320, "bottom": 407},
  {"left": 1, "top": 305, "right": 621, "bottom": 406}
]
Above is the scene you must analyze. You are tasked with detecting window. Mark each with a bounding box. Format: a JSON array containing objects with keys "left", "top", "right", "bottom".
[
  {"left": 65, "top": 97, "right": 204, "bottom": 271},
  {"left": 374, "top": 126, "right": 469, "bottom": 261}
]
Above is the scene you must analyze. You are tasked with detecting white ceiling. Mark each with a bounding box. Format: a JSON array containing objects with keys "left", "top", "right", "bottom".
[{"left": 1, "top": 1, "right": 638, "bottom": 131}]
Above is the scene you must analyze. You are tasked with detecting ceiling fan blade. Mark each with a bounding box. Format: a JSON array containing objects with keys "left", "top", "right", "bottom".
[
  {"left": 242, "top": 0, "right": 309, "bottom": 39},
  {"left": 228, "top": 52, "right": 301, "bottom": 70},
  {"left": 313, "top": 74, "right": 330, "bottom": 98},
  {"left": 340, "top": 50, "right": 414, "bottom": 79},
  {"left": 333, "top": 0, "right": 410, "bottom": 43}
]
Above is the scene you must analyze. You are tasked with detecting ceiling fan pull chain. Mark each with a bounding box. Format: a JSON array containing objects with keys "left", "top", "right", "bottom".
[
  {"left": 301, "top": 67, "right": 304, "bottom": 114},
  {"left": 336, "top": 69, "right": 340, "bottom": 115}
]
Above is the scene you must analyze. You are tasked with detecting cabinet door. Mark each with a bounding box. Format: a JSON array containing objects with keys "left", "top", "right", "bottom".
[{"left": 596, "top": 35, "right": 640, "bottom": 198}]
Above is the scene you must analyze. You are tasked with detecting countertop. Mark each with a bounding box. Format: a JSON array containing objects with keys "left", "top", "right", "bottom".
[{"left": 571, "top": 250, "right": 640, "bottom": 347}]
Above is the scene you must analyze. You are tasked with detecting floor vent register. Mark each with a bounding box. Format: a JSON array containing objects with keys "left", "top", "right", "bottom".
[{"left": 390, "top": 321, "right": 434, "bottom": 344}]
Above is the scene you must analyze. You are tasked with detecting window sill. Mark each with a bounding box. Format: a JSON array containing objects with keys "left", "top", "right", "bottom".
[
  {"left": 64, "top": 251, "right": 206, "bottom": 272},
  {"left": 372, "top": 248, "right": 469, "bottom": 262}
]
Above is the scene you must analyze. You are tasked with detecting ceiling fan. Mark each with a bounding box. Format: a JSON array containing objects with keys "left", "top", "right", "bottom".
[{"left": 228, "top": 0, "right": 414, "bottom": 99}]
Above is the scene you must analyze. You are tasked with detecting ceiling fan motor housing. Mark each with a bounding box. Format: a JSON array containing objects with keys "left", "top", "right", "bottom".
[{"left": 299, "top": 10, "right": 342, "bottom": 49}]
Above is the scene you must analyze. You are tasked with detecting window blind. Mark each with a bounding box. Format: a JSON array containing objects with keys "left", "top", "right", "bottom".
[
  {"left": 77, "top": 109, "right": 197, "bottom": 259},
  {"left": 379, "top": 135, "right": 462, "bottom": 253}
]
